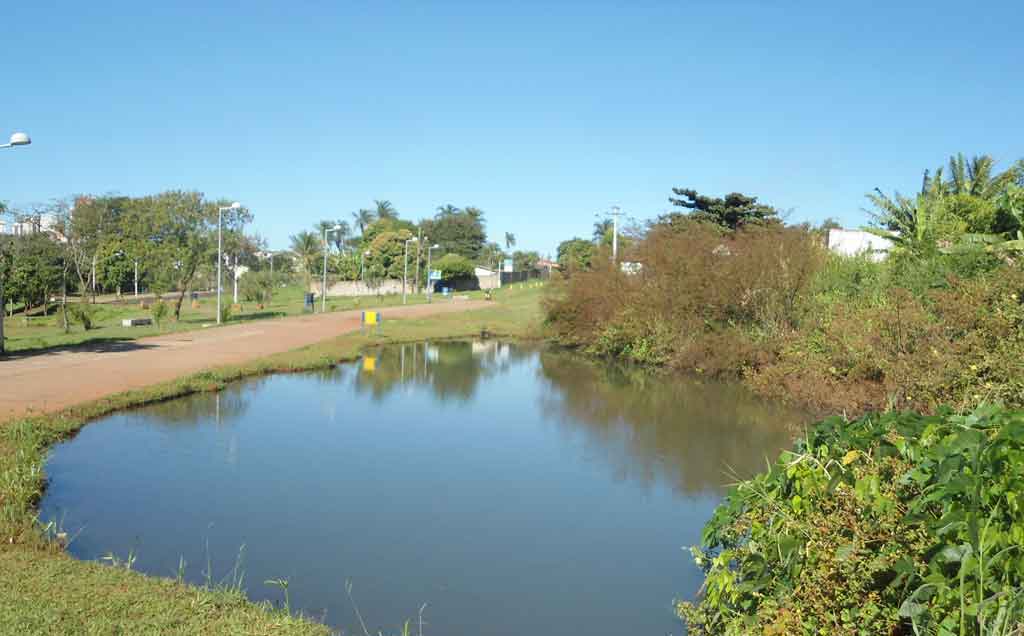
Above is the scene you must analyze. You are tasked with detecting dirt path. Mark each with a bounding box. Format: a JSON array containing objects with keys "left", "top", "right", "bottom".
[{"left": 0, "top": 301, "right": 488, "bottom": 420}]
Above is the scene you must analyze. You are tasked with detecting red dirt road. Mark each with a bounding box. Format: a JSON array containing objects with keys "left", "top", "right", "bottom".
[{"left": 0, "top": 301, "right": 488, "bottom": 420}]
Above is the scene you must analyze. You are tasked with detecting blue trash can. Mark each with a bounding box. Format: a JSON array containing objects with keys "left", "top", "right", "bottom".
[{"left": 304, "top": 292, "right": 315, "bottom": 312}]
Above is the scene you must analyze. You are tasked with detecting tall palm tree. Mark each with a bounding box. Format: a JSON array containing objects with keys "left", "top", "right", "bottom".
[
  {"left": 289, "top": 231, "right": 322, "bottom": 284},
  {"left": 504, "top": 232, "right": 516, "bottom": 250},
  {"left": 463, "top": 206, "right": 484, "bottom": 219},
  {"left": 436, "top": 204, "right": 459, "bottom": 217},
  {"left": 374, "top": 200, "right": 397, "bottom": 221},
  {"left": 351, "top": 209, "right": 375, "bottom": 235}
]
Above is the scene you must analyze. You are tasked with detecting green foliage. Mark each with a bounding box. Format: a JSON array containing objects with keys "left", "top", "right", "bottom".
[
  {"left": 433, "top": 253, "right": 474, "bottom": 280},
  {"left": 420, "top": 205, "right": 487, "bottom": 260},
  {"left": 65, "top": 303, "right": 96, "bottom": 330},
  {"left": 666, "top": 189, "right": 779, "bottom": 230},
  {"left": 219, "top": 304, "right": 233, "bottom": 324},
  {"left": 679, "top": 406, "right": 1024, "bottom": 636},
  {"left": 556, "top": 238, "right": 596, "bottom": 273},
  {"left": 512, "top": 250, "right": 541, "bottom": 272},
  {"left": 240, "top": 270, "right": 275, "bottom": 304},
  {"left": 151, "top": 301, "right": 169, "bottom": 328},
  {"left": 289, "top": 231, "right": 323, "bottom": 283}
]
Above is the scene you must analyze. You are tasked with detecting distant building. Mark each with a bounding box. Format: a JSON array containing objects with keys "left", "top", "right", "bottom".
[
  {"left": 827, "top": 229, "right": 893, "bottom": 262},
  {"left": 536, "top": 258, "right": 560, "bottom": 273},
  {"left": 0, "top": 214, "right": 66, "bottom": 242}
]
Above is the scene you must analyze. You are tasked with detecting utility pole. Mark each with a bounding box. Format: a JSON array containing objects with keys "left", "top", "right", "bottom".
[
  {"left": 609, "top": 206, "right": 624, "bottom": 263},
  {"left": 134, "top": 260, "right": 139, "bottom": 297},
  {"left": 414, "top": 227, "right": 423, "bottom": 294}
]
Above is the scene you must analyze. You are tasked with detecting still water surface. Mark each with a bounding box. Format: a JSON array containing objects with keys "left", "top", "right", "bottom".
[{"left": 41, "top": 341, "right": 804, "bottom": 635}]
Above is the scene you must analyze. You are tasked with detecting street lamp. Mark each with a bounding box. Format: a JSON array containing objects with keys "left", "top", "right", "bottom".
[
  {"left": 0, "top": 131, "right": 31, "bottom": 354},
  {"left": 0, "top": 132, "right": 30, "bottom": 150},
  {"left": 360, "top": 250, "right": 371, "bottom": 287},
  {"left": 322, "top": 225, "right": 343, "bottom": 313},
  {"left": 426, "top": 243, "right": 440, "bottom": 303},
  {"left": 402, "top": 237, "right": 418, "bottom": 305},
  {"left": 261, "top": 250, "right": 279, "bottom": 305},
  {"left": 217, "top": 202, "right": 241, "bottom": 325},
  {"left": 596, "top": 206, "right": 625, "bottom": 263}
]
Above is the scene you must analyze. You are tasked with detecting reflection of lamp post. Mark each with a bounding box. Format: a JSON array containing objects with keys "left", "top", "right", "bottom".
[
  {"left": 425, "top": 243, "right": 440, "bottom": 303},
  {"left": 322, "top": 225, "right": 343, "bottom": 313},
  {"left": 403, "top": 237, "right": 418, "bottom": 305},
  {"left": 217, "top": 202, "right": 242, "bottom": 325}
]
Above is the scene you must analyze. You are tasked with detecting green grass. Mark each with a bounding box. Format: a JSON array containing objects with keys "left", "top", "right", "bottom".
[
  {"left": 2, "top": 282, "right": 501, "bottom": 354},
  {"left": 0, "top": 283, "right": 544, "bottom": 635}
]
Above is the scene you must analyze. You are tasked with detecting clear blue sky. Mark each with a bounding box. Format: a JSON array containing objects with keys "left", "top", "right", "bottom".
[{"left": 4, "top": 1, "right": 1022, "bottom": 256}]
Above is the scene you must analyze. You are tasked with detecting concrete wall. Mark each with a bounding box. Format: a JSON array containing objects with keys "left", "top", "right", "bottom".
[{"left": 313, "top": 279, "right": 405, "bottom": 297}]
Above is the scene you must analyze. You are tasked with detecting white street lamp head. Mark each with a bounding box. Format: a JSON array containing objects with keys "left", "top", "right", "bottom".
[
  {"left": 230, "top": 202, "right": 241, "bottom": 209},
  {"left": 9, "top": 132, "right": 30, "bottom": 146},
  {"left": 431, "top": 244, "right": 440, "bottom": 249},
  {"left": 332, "top": 224, "right": 343, "bottom": 230}
]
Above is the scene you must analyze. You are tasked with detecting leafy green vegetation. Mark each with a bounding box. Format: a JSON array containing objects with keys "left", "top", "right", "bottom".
[{"left": 678, "top": 406, "right": 1024, "bottom": 635}]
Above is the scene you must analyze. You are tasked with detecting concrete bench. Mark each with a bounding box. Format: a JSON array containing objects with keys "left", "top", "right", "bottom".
[{"left": 121, "top": 318, "right": 153, "bottom": 327}]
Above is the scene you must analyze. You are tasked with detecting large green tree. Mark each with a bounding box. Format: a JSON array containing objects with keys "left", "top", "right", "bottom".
[
  {"left": 289, "top": 231, "right": 323, "bottom": 285},
  {"left": 420, "top": 205, "right": 487, "bottom": 260},
  {"left": 667, "top": 189, "right": 779, "bottom": 230},
  {"left": 556, "top": 238, "right": 595, "bottom": 273}
]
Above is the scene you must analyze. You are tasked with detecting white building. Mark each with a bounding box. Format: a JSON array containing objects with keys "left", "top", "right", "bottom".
[{"left": 827, "top": 229, "right": 893, "bottom": 262}]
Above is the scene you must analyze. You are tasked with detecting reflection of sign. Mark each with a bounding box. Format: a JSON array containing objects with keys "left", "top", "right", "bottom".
[
  {"left": 362, "top": 311, "right": 380, "bottom": 326},
  {"left": 503, "top": 258, "right": 513, "bottom": 272},
  {"left": 362, "top": 356, "right": 376, "bottom": 372}
]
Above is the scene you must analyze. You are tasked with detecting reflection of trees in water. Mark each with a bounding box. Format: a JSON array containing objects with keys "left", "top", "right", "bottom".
[
  {"left": 353, "top": 340, "right": 535, "bottom": 402},
  {"left": 537, "top": 351, "right": 807, "bottom": 496},
  {"left": 133, "top": 380, "right": 258, "bottom": 428}
]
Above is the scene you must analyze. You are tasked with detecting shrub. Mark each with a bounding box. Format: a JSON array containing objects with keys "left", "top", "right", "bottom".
[
  {"left": 66, "top": 303, "right": 96, "bottom": 330},
  {"left": 151, "top": 301, "right": 169, "bottom": 329},
  {"left": 240, "top": 270, "right": 273, "bottom": 304},
  {"left": 219, "top": 304, "right": 232, "bottom": 324},
  {"left": 434, "top": 253, "right": 475, "bottom": 280},
  {"left": 679, "top": 406, "right": 1024, "bottom": 635}
]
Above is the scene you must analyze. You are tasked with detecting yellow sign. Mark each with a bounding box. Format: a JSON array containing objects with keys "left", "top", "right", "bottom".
[
  {"left": 362, "top": 356, "right": 376, "bottom": 372},
  {"left": 363, "top": 311, "right": 379, "bottom": 326}
]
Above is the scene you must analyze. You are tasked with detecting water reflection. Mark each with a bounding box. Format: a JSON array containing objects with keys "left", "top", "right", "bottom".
[
  {"left": 134, "top": 381, "right": 254, "bottom": 428},
  {"left": 355, "top": 340, "right": 533, "bottom": 402},
  {"left": 352, "top": 341, "right": 804, "bottom": 495},
  {"left": 536, "top": 350, "right": 804, "bottom": 495}
]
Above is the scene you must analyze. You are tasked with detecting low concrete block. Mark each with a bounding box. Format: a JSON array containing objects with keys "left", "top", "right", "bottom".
[{"left": 121, "top": 318, "right": 153, "bottom": 327}]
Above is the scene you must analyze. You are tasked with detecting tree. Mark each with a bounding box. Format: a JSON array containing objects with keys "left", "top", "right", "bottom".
[
  {"left": 433, "top": 253, "right": 475, "bottom": 280},
  {"left": 504, "top": 232, "right": 516, "bottom": 250},
  {"left": 4, "top": 233, "right": 64, "bottom": 320},
  {"left": 289, "top": 231, "right": 323, "bottom": 285},
  {"left": 351, "top": 209, "right": 376, "bottom": 236},
  {"left": 512, "top": 250, "right": 540, "bottom": 272},
  {"left": 593, "top": 219, "right": 613, "bottom": 243},
  {"left": 365, "top": 228, "right": 416, "bottom": 279},
  {"left": 374, "top": 200, "right": 397, "bottom": 221},
  {"left": 556, "top": 238, "right": 595, "bottom": 273},
  {"left": 420, "top": 206, "right": 487, "bottom": 260},
  {"left": 667, "top": 189, "right": 779, "bottom": 230}
]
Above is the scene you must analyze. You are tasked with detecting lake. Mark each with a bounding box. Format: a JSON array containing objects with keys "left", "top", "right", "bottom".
[{"left": 40, "top": 340, "right": 804, "bottom": 635}]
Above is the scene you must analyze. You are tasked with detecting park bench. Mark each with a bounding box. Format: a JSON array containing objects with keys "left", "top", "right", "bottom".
[{"left": 121, "top": 318, "right": 153, "bottom": 327}]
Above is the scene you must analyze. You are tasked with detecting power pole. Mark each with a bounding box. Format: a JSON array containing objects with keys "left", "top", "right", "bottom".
[{"left": 609, "top": 206, "right": 624, "bottom": 263}]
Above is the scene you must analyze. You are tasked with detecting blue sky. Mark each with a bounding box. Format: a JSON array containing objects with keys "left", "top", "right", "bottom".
[{"left": 4, "top": 1, "right": 1022, "bottom": 256}]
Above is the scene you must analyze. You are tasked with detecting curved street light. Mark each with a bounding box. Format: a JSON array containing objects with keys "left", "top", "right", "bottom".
[
  {"left": 403, "top": 237, "right": 419, "bottom": 305},
  {"left": 217, "top": 202, "right": 242, "bottom": 324},
  {"left": 322, "top": 224, "right": 343, "bottom": 313},
  {"left": 426, "top": 243, "right": 440, "bottom": 303},
  {"left": 0, "top": 132, "right": 31, "bottom": 150}
]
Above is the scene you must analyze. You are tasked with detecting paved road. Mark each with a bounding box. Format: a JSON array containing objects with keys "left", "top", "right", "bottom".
[{"left": 0, "top": 301, "right": 488, "bottom": 420}]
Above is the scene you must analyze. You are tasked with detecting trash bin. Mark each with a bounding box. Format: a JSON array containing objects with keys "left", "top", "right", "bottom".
[
  {"left": 304, "top": 292, "right": 315, "bottom": 312},
  {"left": 190, "top": 291, "right": 199, "bottom": 301}
]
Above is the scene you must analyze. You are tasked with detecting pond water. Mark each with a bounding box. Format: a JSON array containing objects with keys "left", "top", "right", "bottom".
[{"left": 40, "top": 341, "right": 805, "bottom": 635}]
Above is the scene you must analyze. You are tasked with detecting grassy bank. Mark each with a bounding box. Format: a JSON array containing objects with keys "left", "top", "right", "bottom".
[
  {"left": 2, "top": 283, "right": 493, "bottom": 354},
  {"left": 0, "top": 284, "right": 543, "bottom": 635}
]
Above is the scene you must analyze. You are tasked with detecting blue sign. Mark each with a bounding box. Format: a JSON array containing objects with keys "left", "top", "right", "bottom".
[{"left": 429, "top": 270, "right": 442, "bottom": 281}]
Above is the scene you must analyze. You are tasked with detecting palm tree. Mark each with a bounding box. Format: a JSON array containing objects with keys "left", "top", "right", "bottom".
[
  {"left": 504, "top": 232, "right": 516, "bottom": 250},
  {"left": 351, "top": 209, "right": 375, "bottom": 235},
  {"left": 464, "top": 206, "right": 484, "bottom": 219},
  {"left": 436, "top": 204, "right": 459, "bottom": 217},
  {"left": 592, "top": 219, "right": 613, "bottom": 243},
  {"left": 289, "top": 231, "right": 322, "bottom": 284},
  {"left": 374, "top": 200, "right": 397, "bottom": 221}
]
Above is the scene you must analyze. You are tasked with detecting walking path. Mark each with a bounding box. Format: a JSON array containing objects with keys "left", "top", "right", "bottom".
[{"left": 0, "top": 301, "right": 487, "bottom": 420}]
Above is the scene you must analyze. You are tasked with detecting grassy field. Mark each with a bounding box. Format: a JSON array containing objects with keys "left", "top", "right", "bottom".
[
  {"left": 3, "top": 283, "right": 498, "bottom": 353},
  {"left": 0, "top": 284, "right": 544, "bottom": 635}
]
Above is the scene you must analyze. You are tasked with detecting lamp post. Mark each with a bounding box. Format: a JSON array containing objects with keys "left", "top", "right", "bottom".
[
  {"left": 402, "top": 237, "right": 418, "bottom": 305},
  {"left": 0, "top": 132, "right": 30, "bottom": 150},
  {"left": 426, "top": 243, "right": 440, "bottom": 303},
  {"left": 260, "top": 250, "right": 278, "bottom": 305},
  {"left": 0, "top": 131, "right": 31, "bottom": 354},
  {"left": 322, "top": 225, "right": 343, "bottom": 313},
  {"left": 217, "top": 202, "right": 241, "bottom": 325},
  {"left": 360, "top": 250, "right": 371, "bottom": 287},
  {"left": 596, "top": 206, "right": 625, "bottom": 263}
]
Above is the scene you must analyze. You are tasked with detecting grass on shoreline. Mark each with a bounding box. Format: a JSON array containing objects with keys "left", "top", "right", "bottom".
[{"left": 0, "top": 284, "right": 544, "bottom": 635}]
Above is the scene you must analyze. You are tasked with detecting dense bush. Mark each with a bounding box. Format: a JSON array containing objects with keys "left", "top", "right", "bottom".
[
  {"left": 678, "top": 406, "right": 1024, "bottom": 636},
  {"left": 545, "top": 221, "right": 1024, "bottom": 415}
]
